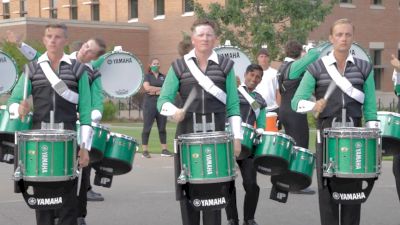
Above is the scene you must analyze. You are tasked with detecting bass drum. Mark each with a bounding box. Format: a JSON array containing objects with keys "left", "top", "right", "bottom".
[
  {"left": 319, "top": 42, "right": 371, "bottom": 62},
  {"left": 0, "top": 50, "right": 18, "bottom": 95},
  {"left": 99, "top": 51, "right": 144, "bottom": 98},
  {"left": 214, "top": 45, "right": 251, "bottom": 83}
]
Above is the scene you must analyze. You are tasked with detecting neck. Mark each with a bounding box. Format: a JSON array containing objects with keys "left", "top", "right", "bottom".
[
  {"left": 261, "top": 65, "right": 269, "bottom": 70},
  {"left": 195, "top": 49, "right": 212, "bottom": 72},
  {"left": 48, "top": 51, "right": 64, "bottom": 63},
  {"left": 333, "top": 50, "right": 349, "bottom": 73}
]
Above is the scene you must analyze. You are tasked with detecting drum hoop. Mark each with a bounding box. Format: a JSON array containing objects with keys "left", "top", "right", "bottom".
[
  {"left": 110, "top": 132, "right": 136, "bottom": 141},
  {"left": 178, "top": 131, "right": 232, "bottom": 141},
  {"left": 0, "top": 50, "right": 18, "bottom": 95},
  {"left": 92, "top": 122, "right": 110, "bottom": 131},
  {"left": 378, "top": 111, "right": 400, "bottom": 117},
  {"left": 241, "top": 122, "right": 254, "bottom": 130},
  {"left": 293, "top": 146, "right": 315, "bottom": 157},
  {"left": 324, "top": 127, "right": 380, "bottom": 138},
  {"left": 261, "top": 131, "right": 295, "bottom": 143},
  {"left": 100, "top": 51, "right": 144, "bottom": 99}
]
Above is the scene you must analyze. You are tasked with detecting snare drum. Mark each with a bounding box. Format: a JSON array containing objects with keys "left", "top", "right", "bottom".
[
  {"left": 265, "top": 112, "right": 278, "bottom": 131},
  {"left": 0, "top": 109, "right": 33, "bottom": 149},
  {"left": 377, "top": 111, "right": 400, "bottom": 155},
  {"left": 0, "top": 50, "right": 18, "bottom": 95},
  {"left": 323, "top": 127, "right": 381, "bottom": 178},
  {"left": 99, "top": 51, "right": 144, "bottom": 98},
  {"left": 96, "top": 132, "right": 138, "bottom": 175},
  {"left": 178, "top": 131, "right": 236, "bottom": 184},
  {"left": 271, "top": 146, "right": 315, "bottom": 191},
  {"left": 15, "top": 129, "right": 77, "bottom": 182},
  {"left": 253, "top": 132, "right": 295, "bottom": 175},
  {"left": 214, "top": 45, "right": 251, "bottom": 83}
]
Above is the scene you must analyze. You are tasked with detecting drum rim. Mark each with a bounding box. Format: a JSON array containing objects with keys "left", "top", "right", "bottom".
[
  {"left": 178, "top": 131, "right": 232, "bottom": 140},
  {"left": 293, "top": 146, "right": 314, "bottom": 156},
  {"left": 92, "top": 122, "right": 110, "bottom": 131},
  {"left": 109, "top": 132, "right": 136, "bottom": 141},
  {"left": 99, "top": 51, "right": 144, "bottom": 99},
  {"left": 378, "top": 111, "right": 400, "bottom": 117},
  {"left": 260, "top": 131, "right": 295, "bottom": 143},
  {"left": 324, "top": 127, "right": 381, "bottom": 137},
  {"left": 0, "top": 50, "right": 18, "bottom": 95},
  {"left": 241, "top": 122, "right": 254, "bottom": 129},
  {"left": 18, "top": 129, "right": 76, "bottom": 135}
]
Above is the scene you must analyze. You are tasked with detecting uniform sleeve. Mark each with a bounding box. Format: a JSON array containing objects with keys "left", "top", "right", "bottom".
[
  {"left": 91, "top": 55, "right": 105, "bottom": 70},
  {"left": 363, "top": 70, "right": 378, "bottom": 121},
  {"left": 7, "top": 73, "right": 31, "bottom": 105},
  {"left": 157, "top": 66, "right": 180, "bottom": 111},
  {"left": 78, "top": 71, "right": 92, "bottom": 125},
  {"left": 256, "top": 108, "right": 266, "bottom": 129},
  {"left": 91, "top": 77, "right": 104, "bottom": 113},
  {"left": 289, "top": 48, "right": 320, "bottom": 80},
  {"left": 291, "top": 71, "right": 316, "bottom": 111},
  {"left": 18, "top": 42, "right": 41, "bottom": 61},
  {"left": 225, "top": 69, "right": 241, "bottom": 117}
]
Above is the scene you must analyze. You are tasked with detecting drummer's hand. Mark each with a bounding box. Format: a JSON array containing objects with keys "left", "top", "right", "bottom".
[
  {"left": 6, "top": 30, "right": 22, "bottom": 46},
  {"left": 313, "top": 99, "right": 327, "bottom": 113},
  {"left": 172, "top": 108, "right": 185, "bottom": 123},
  {"left": 391, "top": 54, "right": 400, "bottom": 71},
  {"left": 78, "top": 148, "right": 90, "bottom": 168},
  {"left": 233, "top": 139, "right": 241, "bottom": 158},
  {"left": 18, "top": 100, "right": 29, "bottom": 120}
]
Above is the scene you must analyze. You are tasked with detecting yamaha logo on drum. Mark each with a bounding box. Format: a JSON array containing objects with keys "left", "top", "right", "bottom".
[
  {"left": 27, "top": 197, "right": 63, "bottom": 206},
  {"left": 107, "top": 57, "right": 133, "bottom": 64},
  {"left": 355, "top": 142, "right": 362, "bottom": 170},
  {"left": 332, "top": 192, "right": 366, "bottom": 200},
  {"left": 0, "top": 56, "right": 7, "bottom": 63},
  {"left": 28, "top": 197, "right": 37, "bottom": 205},
  {"left": 192, "top": 197, "right": 226, "bottom": 207},
  {"left": 218, "top": 52, "right": 240, "bottom": 59},
  {"left": 205, "top": 148, "right": 213, "bottom": 175},
  {"left": 41, "top": 145, "right": 49, "bottom": 173}
]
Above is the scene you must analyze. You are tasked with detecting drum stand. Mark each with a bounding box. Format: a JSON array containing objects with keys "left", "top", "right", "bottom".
[
  {"left": 332, "top": 108, "right": 354, "bottom": 128},
  {"left": 192, "top": 112, "right": 215, "bottom": 133}
]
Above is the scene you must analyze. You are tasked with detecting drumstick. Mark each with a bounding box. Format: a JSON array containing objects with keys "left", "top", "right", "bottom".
[
  {"left": 182, "top": 88, "right": 197, "bottom": 112},
  {"left": 23, "top": 64, "right": 29, "bottom": 100},
  {"left": 315, "top": 81, "right": 337, "bottom": 118},
  {"left": 77, "top": 142, "right": 85, "bottom": 196}
]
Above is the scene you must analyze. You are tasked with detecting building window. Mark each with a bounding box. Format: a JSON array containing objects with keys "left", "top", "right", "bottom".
[
  {"left": 129, "top": 0, "right": 138, "bottom": 19},
  {"left": 371, "top": 49, "right": 383, "bottom": 90},
  {"left": 19, "top": 0, "right": 27, "bottom": 17},
  {"left": 50, "top": 0, "right": 57, "bottom": 19},
  {"left": 91, "top": 0, "right": 99, "bottom": 21},
  {"left": 2, "top": 1, "right": 10, "bottom": 19},
  {"left": 183, "top": 0, "right": 194, "bottom": 13},
  {"left": 70, "top": 0, "right": 78, "bottom": 20},
  {"left": 154, "top": 0, "right": 164, "bottom": 17},
  {"left": 371, "top": 0, "right": 382, "bottom": 5},
  {"left": 340, "top": 0, "right": 352, "bottom": 3}
]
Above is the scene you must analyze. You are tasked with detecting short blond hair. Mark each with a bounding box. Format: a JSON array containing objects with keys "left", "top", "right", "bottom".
[{"left": 330, "top": 18, "right": 355, "bottom": 35}]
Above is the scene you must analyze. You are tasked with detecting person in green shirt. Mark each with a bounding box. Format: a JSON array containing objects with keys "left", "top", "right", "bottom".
[
  {"left": 8, "top": 23, "right": 92, "bottom": 225},
  {"left": 157, "top": 18, "right": 242, "bottom": 225},
  {"left": 291, "top": 18, "right": 378, "bottom": 225}
]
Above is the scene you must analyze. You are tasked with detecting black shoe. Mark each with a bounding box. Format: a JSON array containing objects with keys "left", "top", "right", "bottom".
[
  {"left": 227, "top": 219, "right": 239, "bottom": 225},
  {"left": 290, "top": 187, "right": 316, "bottom": 195},
  {"left": 77, "top": 217, "right": 87, "bottom": 225},
  {"left": 87, "top": 189, "right": 104, "bottom": 201},
  {"left": 243, "top": 220, "right": 258, "bottom": 225},
  {"left": 161, "top": 149, "right": 173, "bottom": 157},
  {"left": 142, "top": 150, "right": 151, "bottom": 158},
  {"left": 88, "top": 189, "right": 103, "bottom": 197}
]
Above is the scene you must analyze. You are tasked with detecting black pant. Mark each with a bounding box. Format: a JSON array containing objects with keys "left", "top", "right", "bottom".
[
  {"left": 141, "top": 100, "right": 167, "bottom": 145},
  {"left": 77, "top": 165, "right": 90, "bottom": 217},
  {"left": 316, "top": 118, "right": 361, "bottom": 225},
  {"left": 225, "top": 157, "right": 259, "bottom": 222},
  {"left": 279, "top": 104, "right": 309, "bottom": 148}
]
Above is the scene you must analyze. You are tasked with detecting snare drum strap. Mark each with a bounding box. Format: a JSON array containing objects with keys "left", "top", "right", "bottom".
[
  {"left": 321, "top": 54, "right": 364, "bottom": 104},
  {"left": 238, "top": 86, "right": 260, "bottom": 118},
  {"left": 184, "top": 53, "right": 227, "bottom": 105},
  {"left": 39, "top": 61, "right": 79, "bottom": 104}
]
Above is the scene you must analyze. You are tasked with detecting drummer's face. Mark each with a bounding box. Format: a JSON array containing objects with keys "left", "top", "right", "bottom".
[
  {"left": 77, "top": 40, "right": 101, "bottom": 63},
  {"left": 244, "top": 69, "right": 263, "bottom": 91},
  {"left": 192, "top": 25, "right": 216, "bottom": 54},
  {"left": 329, "top": 23, "right": 353, "bottom": 54},
  {"left": 43, "top": 28, "right": 67, "bottom": 55}
]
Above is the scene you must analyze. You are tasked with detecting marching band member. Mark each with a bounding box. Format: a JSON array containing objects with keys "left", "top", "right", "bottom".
[
  {"left": 390, "top": 54, "right": 400, "bottom": 202},
  {"left": 157, "top": 18, "right": 242, "bottom": 225},
  {"left": 8, "top": 23, "right": 92, "bottom": 225},
  {"left": 225, "top": 64, "right": 266, "bottom": 225},
  {"left": 291, "top": 18, "right": 378, "bottom": 225}
]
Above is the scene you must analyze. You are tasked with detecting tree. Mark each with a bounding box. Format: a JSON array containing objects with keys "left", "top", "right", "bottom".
[{"left": 195, "top": 0, "right": 338, "bottom": 60}]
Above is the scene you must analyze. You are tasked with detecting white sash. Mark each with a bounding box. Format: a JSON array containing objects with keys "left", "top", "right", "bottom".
[
  {"left": 39, "top": 62, "right": 79, "bottom": 104},
  {"left": 184, "top": 55, "right": 227, "bottom": 105},
  {"left": 321, "top": 56, "right": 365, "bottom": 104},
  {"left": 238, "top": 86, "right": 260, "bottom": 118}
]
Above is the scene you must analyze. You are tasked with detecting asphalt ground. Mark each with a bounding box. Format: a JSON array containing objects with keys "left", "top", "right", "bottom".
[{"left": 1, "top": 156, "right": 399, "bottom": 225}]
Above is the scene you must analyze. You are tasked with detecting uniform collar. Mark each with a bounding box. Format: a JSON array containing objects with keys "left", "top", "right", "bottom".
[
  {"left": 325, "top": 50, "right": 355, "bottom": 66},
  {"left": 185, "top": 49, "right": 220, "bottom": 64},
  {"left": 38, "top": 52, "right": 72, "bottom": 65},
  {"left": 284, "top": 57, "right": 295, "bottom": 62},
  {"left": 69, "top": 51, "right": 93, "bottom": 70}
]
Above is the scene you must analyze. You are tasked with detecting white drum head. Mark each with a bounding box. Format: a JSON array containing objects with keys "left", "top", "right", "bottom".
[
  {"left": 214, "top": 46, "right": 251, "bottom": 83},
  {"left": 99, "top": 51, "right": 144, "bottom": 98},
  {"left": 0, "top": 51, "right": 18, "bottom": 95},
  {"left": 319, "top": 42, "right": 371, "bottom": 62}
]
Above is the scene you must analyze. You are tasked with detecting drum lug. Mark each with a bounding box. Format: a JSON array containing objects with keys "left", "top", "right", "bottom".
[
  {"left": 13, "top": 165, "right": 22, "bottom": 181},
  {"left": 177, "top": 169, "right": 187, "bottom": 184}
]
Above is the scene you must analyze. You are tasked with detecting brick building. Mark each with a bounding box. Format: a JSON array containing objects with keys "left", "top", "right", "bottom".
[{"left": 0, "top": 0, "right": 399, "bottom": 105}]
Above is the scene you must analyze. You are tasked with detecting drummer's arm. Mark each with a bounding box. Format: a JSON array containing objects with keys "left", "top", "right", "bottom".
[
  {"left": 289, "top": 48, "right": 320, "bottom": 80},
  {"left": 91, "top": 76, "right": 104, "bottom": 122},
  {"left": 291, "top": 71, "right": 316, "bottom": 113},
  {"left": 91, "top": 55, "right": 105, "bottom": 70},
  {"left": 226, "top": 69, "right": 242, "bottom": 139},
  {"left": 363, "top": 70, "right": 377, "bottom": 122},
  {"left": 256, "top": 108, "right": 267, "bottom": 130},
  {"left": 17, "top": 42, "right": 41, "bottom": 61},
  {"left": 157, "top": 67, "right": 179, "bottom": 114},
  {"left": 78, "top": 71, "right": 93, "bottom": 151}
]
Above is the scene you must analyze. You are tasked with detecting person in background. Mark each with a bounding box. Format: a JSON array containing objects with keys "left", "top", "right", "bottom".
[{"left": 141, "top": 58, "right": 172, "bottom": 158}]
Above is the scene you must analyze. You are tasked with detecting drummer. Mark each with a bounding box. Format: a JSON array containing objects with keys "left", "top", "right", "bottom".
[
  {"left": 7, "top": 31, "right": 107, "bottom": 224},
  {"left": 157, "top": 18, "right": 242, "bottom": 225},
  {"left": 291, "top": 18, "right": 378, "bottom": 225},
  {"left": 7, "top": 23, "right": 92, "bottom": 225},
  {"left": 390, "top": 54, "right": 400, "bottom": 202},
  {"left": 225, "top": 64, "right": 266, "bottom": 225}
]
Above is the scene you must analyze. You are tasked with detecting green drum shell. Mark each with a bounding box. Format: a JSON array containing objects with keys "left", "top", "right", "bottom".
[
  {"left": 240, "top": 123, "right": 255, "bottom": 150},
  {"left": 90, "top": 123, "right": 110, "bottom": 162},
  {"left": 323, "top": 127, "right": 381, "bottom": 178},
  {"left": 289, "top": 147, "right": 315, "bottom": 178},
  {"left": 0, "top": 109, "right": 33, "bottom": 133},
  {"left": 101, "top": 132, "right": 138, "bottom": 175},
  {"left": 179, "top": 131, "right": 235, "bottom": 184},
  {"left": 253, "top": 132, "right": 295, "bottom": 175},
  {"left": 377, "top": 111, "right": 400, "bottom": 140},
  {"left": 17, "top": 130, "right": 77, "bottom": 182}
]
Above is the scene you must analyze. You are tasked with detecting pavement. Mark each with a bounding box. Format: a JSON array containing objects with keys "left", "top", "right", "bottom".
[{"left": 1, "top": 156, "right": 399, "bottom": 225}]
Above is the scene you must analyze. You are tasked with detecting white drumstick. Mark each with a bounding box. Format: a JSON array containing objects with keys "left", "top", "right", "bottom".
[
  {"left": 77, "top": 142, "right": 85, "bottom": 196},
  {"left": 23, "top": 64, "right": 29, "bottom": 100},
  {"left": 315, "top": 81, "right": 337, "bottom": 118},
  {"left": 182, "top": 88, "right": 197, "bottom": 112}
]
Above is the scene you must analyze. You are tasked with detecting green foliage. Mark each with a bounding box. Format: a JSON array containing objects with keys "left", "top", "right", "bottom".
[
  {"left": 103, "top": 100, "right": 117, "bottom": 121},
  {"left": 195, "top": 0, "right": 338, "bottom": 60}
]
